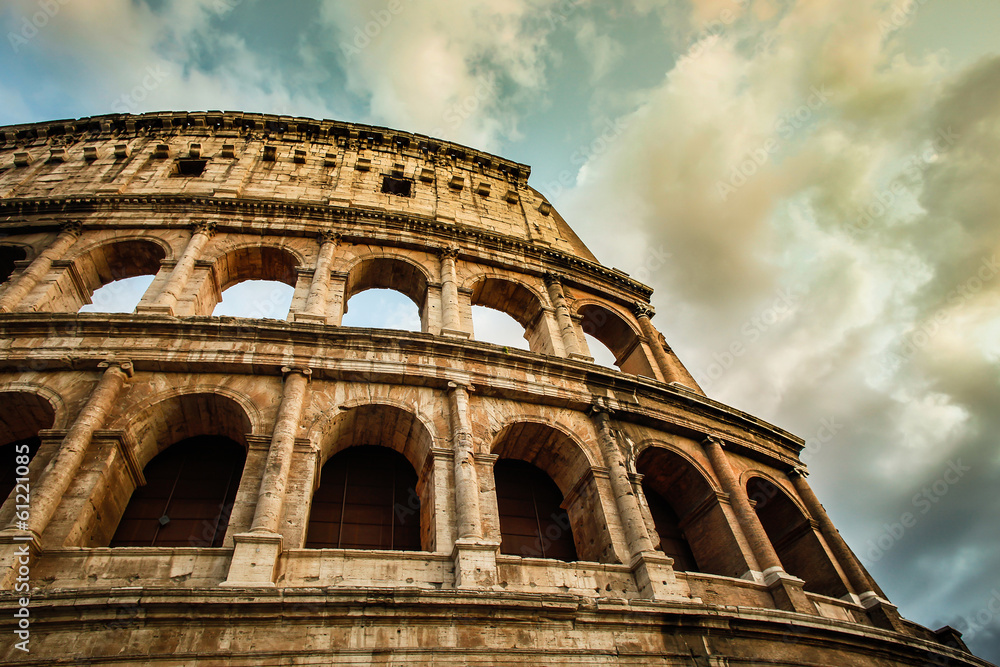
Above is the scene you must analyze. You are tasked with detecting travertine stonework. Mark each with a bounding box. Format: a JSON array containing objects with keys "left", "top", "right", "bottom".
[{"left": 0, "top": 112, "right": 990, "bottom": 665}]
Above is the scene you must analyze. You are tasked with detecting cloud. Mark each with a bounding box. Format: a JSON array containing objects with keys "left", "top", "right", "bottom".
[
  {"left": 316, "top": 0, "right": 566, "bottom": 150},
  {"left": 561, "top": 0, "right": 1000, "bottom": 656},
  {"left": 0, "top": 0, "right": 336, "bottom": 123}
]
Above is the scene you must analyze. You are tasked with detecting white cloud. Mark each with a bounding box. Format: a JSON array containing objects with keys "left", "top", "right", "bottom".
[{"left": 316, "top": 0, "right": 564, "bottom": 150}]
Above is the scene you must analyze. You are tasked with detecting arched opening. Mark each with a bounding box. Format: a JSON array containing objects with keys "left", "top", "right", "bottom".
[
  {"left": 86, "top": 392, "right": 255, "bottom": 547},
  {"left": 80, "top": 275, "right": 156, "bottom": 313},
  {"left": 344, "top": 257, "right": 428, "bottom": 332},
  {"left": 578, "top": 304, "right": 655, "bottom": 378},
  {"left": 471, "top": 306, "right": 530, "bottom": 350},
  {"left": 110, "top": 435, "right": 246, "bottom": 547},
  {"left": 305, "top": 445, "right": 421, "bottom": 550},
  {"left": 637, "top": 447, "right": 748, "bottom": 577},
  {"left": 642, "top": 484, "right": 698, "bottom": 572},
  {"left": 312, "top": 404, "right": 434, "bottom": 551},
  {"left": 342, "top": 288, "right": 421, "bottom": 331},
  {"left": 747, "top": 476, "right": 849, "bottom": 598},
  {"left": 205, "top": 245, "right": 299, "bottom": 318},
  {"left": 62, "top": 239, "right": 165, "bottom": 313},
  {"left": 584, "top": 333, "right": 619, "bottom": 368},
  {"left": 213, "top": 280, "right": 294, "bottom": 319},
  {"left": 470, "top": 277, "right": 552, "bottom": 353},
  {"left": 495, "top": 459, "right": 576, "bottom": 561},
  {"left": 491, "top": 421, "right": 612, "bottom": 563},
  {"left": 0, "top": 391, "right": 56, "bottom": 505},
  {"left": 0, "top": 245, "right": 27, "bottom": 285}
]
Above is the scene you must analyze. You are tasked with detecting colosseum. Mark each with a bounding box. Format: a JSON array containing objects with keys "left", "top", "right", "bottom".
[{"left": 0, "top": 111, "right": 990, "bottom": 665}]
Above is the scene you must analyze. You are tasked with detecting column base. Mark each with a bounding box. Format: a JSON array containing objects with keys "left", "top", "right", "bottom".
[
  {"left": 441, "top": 329, "right": 471, "bottom": 339},
  {"left": 859, "top": 591, "right": 907, "bottom": 632},
  {"left": 763, "top": 566, "right": 815, "bottom": 615},
  {"left": 221, "top": 532, "right": 282, "bottom": 588},
  {"left": 451, "top": 538, "right": 500, "bottom": 589},
  {"left": 0, "top": 530, "right": 41, "bottom": 591},
  {"left": 630, "top": 552, "right": 697, "bottom": 602},
  {"left": 569, "top": 353, "right": 595, "bottom": 362},
  {"left": 290, "top": 312, "right": 329, "bottom": 325},
  {"left": 135, "top": 304, "right": 175, "bottom": 316}
]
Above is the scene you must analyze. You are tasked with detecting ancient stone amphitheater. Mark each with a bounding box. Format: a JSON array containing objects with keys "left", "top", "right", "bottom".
[{"left": 0, "top": 112, "right": 988, "bottom": 665}]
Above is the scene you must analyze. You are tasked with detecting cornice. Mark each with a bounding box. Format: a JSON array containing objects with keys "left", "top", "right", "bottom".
[{"left": 0, "top": 194, "right": 655, "bottom": 301}]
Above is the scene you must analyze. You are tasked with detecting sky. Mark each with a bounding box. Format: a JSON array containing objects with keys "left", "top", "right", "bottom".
[{"left": 2, "top": 0, "right": 999, "bottom": 660}]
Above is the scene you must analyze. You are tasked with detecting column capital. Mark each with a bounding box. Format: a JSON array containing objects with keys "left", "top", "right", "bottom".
[
  {"left": 588, "top": 398, "right": 614, "bottom": 418},
  {"left": 318, "top": 229, "right": 341, "bottom": 245},
  {"left": 447, "top": 380, "right": 474, "bottom": 393},
  {"left": 543, "top": 272, "right": 566, "bottom": 286},
  {"left": 702, "top": 434, "right": 725, "bottom": 449},
  {"left": 438, "top": 245, "right": 460, "bottom": 260},
  {"left": 59, "top": 220, "right": 84, "bottom": 237},
  {"left": 789, "top": 466, "right": 809, "bottom": 479},
  {"left": 281, "top": 366, "right": 312, "bottom": 380},
  {"left": 97, "top": 359, "right": 134, "bottom": 378},
  {"left": 191, "top": 220, "right": 217, "bottom": 237},
  {"left": 632, "top": 302, "right": 655, "bottom": 319}
]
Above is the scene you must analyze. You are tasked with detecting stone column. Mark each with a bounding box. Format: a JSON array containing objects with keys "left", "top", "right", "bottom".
[
  {"left": 448, "top": 382, "right": 482, "bottom": 540},
  {"left": 0, "top": 222, "right": 81, "bottom": 313},
  {"left": 634, "top": 303, "right": 704, "bottom": 393},
  {"left": 702, "top": 436, "right": 813, "bottom": 614},
  {"left": 0, "top": 360, "right": 131, "bottom": 588},
  {"left": 590, "top": 406, "right": 653, "bottom": 556},
  {"left": 142, "top": 221, "right": 215, "bottom": 315},
  {"left": 439, "top": 246, "right": 467, "bottom": 338},
  {"left": 591, "top": 402, "right": 687, "bottom": 601},
  {"left": 789, "top": 468, "right": 905, "bottom": 630},
  {"left": 633, "top": 304, "right": 675, "bottom": 381},
  {"left": 447, "top": 381, "right": 498, "bottom": 588},
  {"left": 296, "top": 230, "right": 340, "bottom": 322},
  {"left": 544, "top": 273, "right": 582, "bottom": 358},
  {"left": 224, "top": 367, "right": 310, "bottom": 587}
]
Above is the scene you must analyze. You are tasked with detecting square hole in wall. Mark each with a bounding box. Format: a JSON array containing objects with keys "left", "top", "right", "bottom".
[
  {"left": 381, "top": 175, "right": 413, "bottom": 197},
  {"left": 174, "top": 159, "right": 207, "bottom": 176}
]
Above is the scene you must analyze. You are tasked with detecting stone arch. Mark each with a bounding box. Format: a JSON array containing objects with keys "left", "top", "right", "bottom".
[
  {"left": 309, "top": 402, "right": 435, "bottom": 551},
  {"left": 0, "top": 388, "right": 59, "bottom": 509},
  {"left": 576, "top": 301, "right": 656, "bottom": 377},
  {"left": 119, "top": 391, "right": 255, "bottom": 468},
  {"left": 636, "top": 444, "right": 749, "bottom": 578},
  {"left": 0, "top": 381, "right": 66, "bottom": 429},
  {"left": 490, "top": 418, "right": 596, "bottom": 495},
  {"left": 491, "top": 419, "right": 610, "bottom": 562},
  {"left": 745, "top": 474, "right": 850, "bottom": 598},
  {"left": 343, "top": 254, "right": 430, "bottom": 328},
  {"left": 89, "top": 391, "right": 256, "bottom": 548},
  {"left": 469, "top": 275, "right": 555, "bottom": 354},
  {"left": 198, "top": 243, "right": 301, "bottom": 316},
  {"left": 109, "top": 385, "right": 262, "bottom": 444},
  {"left": 314, "top": 401, "right": 435, "bottom": 472},
  {"left": 51, "top": 238, "right": 167, "bottom": 312}
]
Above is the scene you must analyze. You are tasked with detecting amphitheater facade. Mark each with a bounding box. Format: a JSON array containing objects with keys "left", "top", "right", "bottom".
[{"left": 0, "top": 111, "right": 989, "bottom": 665}]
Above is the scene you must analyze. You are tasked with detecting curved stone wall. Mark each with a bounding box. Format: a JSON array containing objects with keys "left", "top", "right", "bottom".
[{"left": 0, "top": 112, "right": 987, "bottom": 666}]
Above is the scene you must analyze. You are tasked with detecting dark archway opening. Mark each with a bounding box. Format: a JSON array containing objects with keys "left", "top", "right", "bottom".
[
  {"left": 110, "top": 435, "right": 246, "bottom": 547},
  {"left": 495, "top": 459, "right": 577, "bottom": 561},
  {"left": 747, "top": 477, "right": 849, "bottom": 598},
  {"left": 306, "top": 445, "right": 421, "bottom": 551}
]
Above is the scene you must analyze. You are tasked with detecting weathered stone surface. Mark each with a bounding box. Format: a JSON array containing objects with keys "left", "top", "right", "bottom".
[{"left": 0, "top": 112, "right": 989, "bottom": 665}]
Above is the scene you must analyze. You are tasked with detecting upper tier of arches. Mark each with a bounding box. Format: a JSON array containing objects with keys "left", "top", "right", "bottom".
[{"left": 0, "top": 227, "right": 701, "bottom": 391}]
